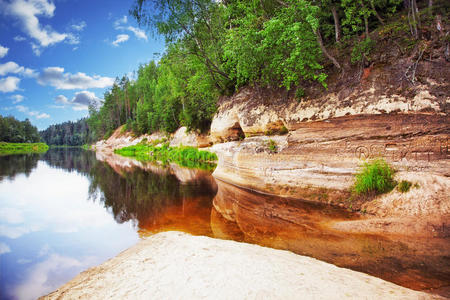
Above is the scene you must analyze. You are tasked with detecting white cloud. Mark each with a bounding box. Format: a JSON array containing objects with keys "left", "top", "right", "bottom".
[
  {"left": 0, "top": 45, "right": 9, "bottom": 58},
  {"left": 31, "top": 43, "right": 41, "bottom": 56},
  {"left": 0, "top": 76, "right": 21, "bottom": 92},
  {"left": 66, "top": 33, "right": 79, "bottom": 45},
  {"left": 0, "top": 224, "right": 39, "bottom": 239},
  {"left": 14, "top": 35, "right": 26, "bottom": 42},
  {"left": 37, "top": 67, "right": 114, "bottom": 89},
  {"left": 14, "top": 104, "right": 50, "bottom": 119},
  {"left": 71, "top": 21, "right": 86, "bottom": 31},
  {"left": 2, "top": 0, "right": 69, "bottom": 55},
  {"left": 0, "top": 207, "right": 24, "bottom": 223},
  {"left": 112, "top": 34, "right": 129, "bottom": 47},
  {"left": 126, "top": 26, "right": 147, "bottom": 40},
  {"left": 0, "top": 61, "right": 35, "bottom": 77},
  {"left": 31, "top": 111, "right": 50, "bottom": 119},
  {"left": 113, "top": 16, "right": 147, "bottom": 41},
  {"left": 10, "top": 94, "right": 25, "bottom": 104},
  {"left": 55, "top": 90, "right": 102, "bottom": 111},
  {"left": 0, "top": 242, "right": 11, "bottom": 255},
  {"left": 113, "top": 15, "right": 127, "bottom": 28},
  {"left": 16, "top": 104, "right": 28, "bottom": 112}
]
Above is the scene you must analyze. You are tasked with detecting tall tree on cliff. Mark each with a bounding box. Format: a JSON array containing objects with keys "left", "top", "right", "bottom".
[{"left": 130, "top": 0, "right": 233, "bottom": 93}]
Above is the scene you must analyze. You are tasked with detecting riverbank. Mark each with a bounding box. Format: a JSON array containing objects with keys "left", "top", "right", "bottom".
[
  {"left": 42, "top": 231, "right": 439, "bottom": 300},
  {"left": 0, "top": 142, "right": 49, "bottom": 155}
]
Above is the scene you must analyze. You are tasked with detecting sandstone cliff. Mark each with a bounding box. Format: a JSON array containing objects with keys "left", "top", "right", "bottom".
[{"left": 210, "top": 59, "right": 449, "bottom": 226}]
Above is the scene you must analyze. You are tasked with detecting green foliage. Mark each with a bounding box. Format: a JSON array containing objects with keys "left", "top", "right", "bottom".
[
  {"left": 223, "top": 0, "right": 326, "bottom": 90},
  {"left": 279, "top": 125, "right": 289, "bottom": 135},
  {"left": 0, "top": 115, "right": 41, "bottom": 143},
  {"left": 40, "top": 118, "right": 90, "bottom": 146},
  {"left": 295, "top": 88, "right": 305, "bottom": 101},
  {"left": 114, "top": 143, "right": 218, "bottom": 171},
  {"left": 397, "top": 180, "right": 412, "bottom": 193},
  {"left": 268, "top": 139, "right": 277, "bottom": 153},
  {"left": 78, "top": 0, "right": 428, "bottom": 143},
  {"left": 353, "top": 159, "right": 396, "bottom": 195},
  {"left": 351, "top": 38, "right": 375, "bottom": 63},
  {"left": 0, "top": 142, "right": 49, "bottom": 155}
]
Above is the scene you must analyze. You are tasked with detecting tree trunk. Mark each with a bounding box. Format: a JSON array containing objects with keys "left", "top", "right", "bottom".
[
  {"left": 331, "top": 5, "right": 341, "bottom": 42},
  {"left": 315, "top": 28, "right": 341, "bottom": 69},
  {"left": 428, "top": 0, "right": 433, "bottom": 16},
  {"left": 370, "top": 0, "right": 384, "bottom": 25},
  {"left": 413, "top": 0, "right": 421, "bottom": 28},
  {"left": 361, "top": 1, "right": 369, "bottom": 38},
  {"left": 409, "top": 0, "right": 418, "bottom": 39}
]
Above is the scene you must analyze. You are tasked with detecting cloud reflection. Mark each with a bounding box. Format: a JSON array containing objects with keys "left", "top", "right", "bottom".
[
  {"left": 13, "top": 254, "right": 90, "bottom": 300},
  {"left": 0, "top": 242, "right": 11, "bottom": 255},
  {"left": 0, "top": 162, "right": 117, "bottom": 240}
]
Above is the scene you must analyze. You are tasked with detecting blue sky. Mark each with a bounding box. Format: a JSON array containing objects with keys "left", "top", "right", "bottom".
[{"left": 0, "top": 0, "right": 165, "bottom": 130}]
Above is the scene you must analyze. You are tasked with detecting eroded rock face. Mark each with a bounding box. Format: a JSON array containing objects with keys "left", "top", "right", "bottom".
[
  {"left": 210, "top": 80, "right": 448, "bottom": 141},
  {"left": 169, "top": 126, "right": 211, "bottom": 148},
  {"left": 212, "top": 113, "right": 450, "bottom": 217},
  {"left": 94, "top": 125, "right": 165, "bottom": 153}
]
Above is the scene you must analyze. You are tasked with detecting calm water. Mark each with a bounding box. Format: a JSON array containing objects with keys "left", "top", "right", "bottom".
[{"left": 0, "top": 148, "right": 449, "bottom": 299}]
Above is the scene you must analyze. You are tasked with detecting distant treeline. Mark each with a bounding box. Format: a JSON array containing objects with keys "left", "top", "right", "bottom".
[
  {"left": 39, "top": 118, "right": 91, "bottom": 146},
  {"left": 0, "top": 115, "right": 41, "bottom": 143}
]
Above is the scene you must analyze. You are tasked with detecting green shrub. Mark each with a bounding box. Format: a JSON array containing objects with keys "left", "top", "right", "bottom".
[
  {"left": 351, "top": 38, "right": 375, "bottom": 64},
  {"left": 114, "top": 144, "right": 218, "bottom": 171},
  {"left": 268, "top": 139, "right": 277, "bottom": 153},
  {"left": 279, "top": 125, "right": 288, "bottom": 135},
  {"left": 353, "top": 159, "right": 396, "bottom": 195},
  {"left": 398, "top": 180, "right": 412, "bottom": 193}
]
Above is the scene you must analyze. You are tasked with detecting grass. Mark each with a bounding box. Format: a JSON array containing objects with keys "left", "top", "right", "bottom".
[
  {"left": 114, "top": 141, "right": 218, "bottom": 171},
  {"left": 0, "top": 142, "right": 49, "bottom": 155},
  {"left": 353, "top": 159, "right": 396, "bottom": 196},
  {"left": 397, "top": 180, "right": 413, "bottom": 193},
  {"left": 268, "top": 139, "right": 277, "bottom": 153}
]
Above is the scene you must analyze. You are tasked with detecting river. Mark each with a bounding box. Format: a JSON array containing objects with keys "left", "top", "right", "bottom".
[{"left": 0, "top": 148, "right": 448, "bottom": 299}]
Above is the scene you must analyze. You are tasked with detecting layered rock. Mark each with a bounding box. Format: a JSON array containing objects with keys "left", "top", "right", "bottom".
[
  {"left": 93, "top": 125, "right": 165, "bottom": 153},
  {"left": 212, "top": 113, "right": 450, "bottom": 218},
  {"left": 210, "top": 83, "right": 447, "bottom": 142},
  {"left": 169, "top": 126, "right": 211, "bottom": 148}
]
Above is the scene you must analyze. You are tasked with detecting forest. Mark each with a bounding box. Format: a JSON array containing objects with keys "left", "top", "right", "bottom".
[
  {"left": 40, "top": 119, "right": 91, "bottom": 146},
  {"left": 46, "top": 0, "right": 447, "bottom": 143},
  {"left": 0, "top": 115, "right": 41, "bottom": 143}
]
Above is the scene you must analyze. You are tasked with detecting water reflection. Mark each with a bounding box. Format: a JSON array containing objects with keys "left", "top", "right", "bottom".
[
  {"left": 1, "top": 148, "right": 448, "bottom": 299},
  {"left": 211, "top": 180, "right": 450, "bottom": 295},
  {"left": 0, "top": 154, "right": 40, "bottom": 182},
  {"left": 0, "top": 150, "right": 139, "bottom": 300}
]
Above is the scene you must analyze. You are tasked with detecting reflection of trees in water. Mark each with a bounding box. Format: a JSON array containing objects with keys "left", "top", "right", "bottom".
[
  {"left": 0, "top": 153, "right": 40, "bottom": 181},
  {"left": 88, "top": 162, "right": 215, "bottom": 228},
  {"left": 41, "top": 148, "right": 97, "bottom": 175},
  {"left": 41, "top": 148, "right": 215, "bottom": 229}
]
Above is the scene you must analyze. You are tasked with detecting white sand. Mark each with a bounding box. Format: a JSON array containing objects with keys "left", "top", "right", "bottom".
[{"left": 42, "top": 232, "right": 437, "bottom": 300}]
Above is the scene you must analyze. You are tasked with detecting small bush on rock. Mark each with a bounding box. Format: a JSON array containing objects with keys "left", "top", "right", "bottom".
[
  {"left": 398, "top": 180, "right": 412, "bottom": 193},
  {"left": 353, "top": 159, "right": 396, "bottom": 195}
]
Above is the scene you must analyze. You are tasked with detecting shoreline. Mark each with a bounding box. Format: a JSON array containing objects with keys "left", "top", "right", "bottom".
[{"left": 41, "top": 231, "right": 441, "bottom": 299}]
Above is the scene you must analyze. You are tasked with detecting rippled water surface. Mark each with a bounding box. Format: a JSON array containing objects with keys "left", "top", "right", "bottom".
[{"left": 0, "top": 148, "right": 448, "bottom": 299}]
